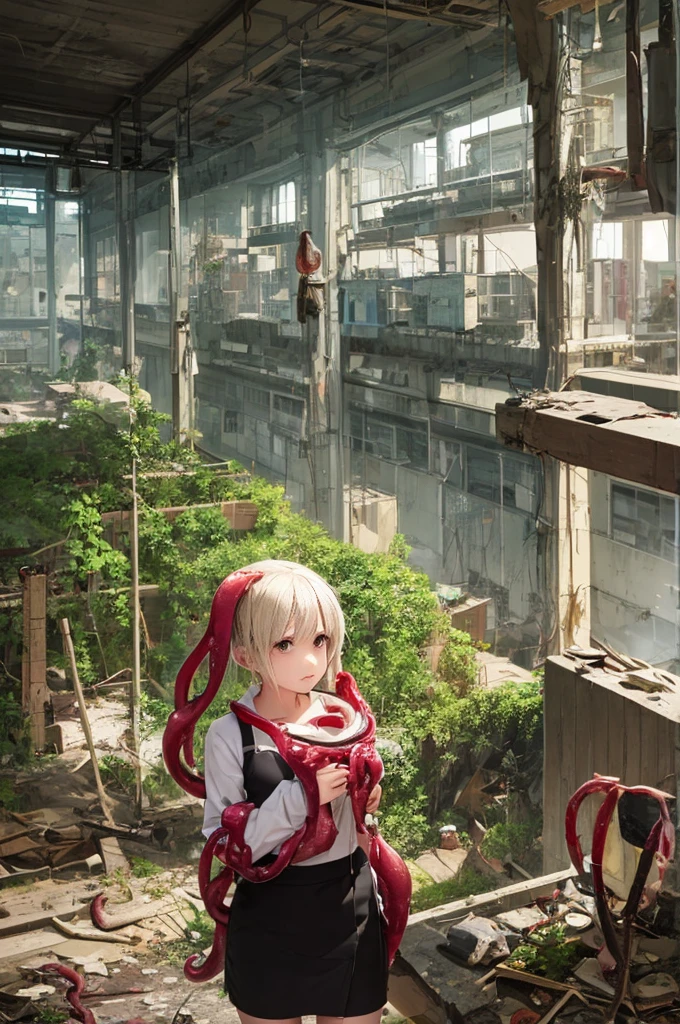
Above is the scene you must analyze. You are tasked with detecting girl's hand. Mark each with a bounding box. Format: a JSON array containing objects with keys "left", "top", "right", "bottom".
[
  {"left": 316, "top": 764, "right": 349, "bottom": 805},
  {"left": 366, "top": 783, "right": 382, "bottom": 815}
]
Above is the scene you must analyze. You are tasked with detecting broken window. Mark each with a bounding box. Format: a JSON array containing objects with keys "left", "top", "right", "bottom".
[{"left": 610, "top": 481, "right": 678, "bottom": 558}]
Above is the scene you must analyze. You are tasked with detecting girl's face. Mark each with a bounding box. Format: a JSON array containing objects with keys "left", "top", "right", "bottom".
[{"left": 267, "top": 617, "right": 330, "bottom": 693}]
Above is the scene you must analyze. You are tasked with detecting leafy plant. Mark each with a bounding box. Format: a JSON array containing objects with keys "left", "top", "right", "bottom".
[
  {"left": 506, "top": 924, "right": 584, "bottom": 981},
  {"left": 56, "top": 338, "right": 105, "bottom": 383},
  {"left": 130, "top": 856, "right": 163, "bottom": 878},
  {"left": 0, "top": 685, "right": 27, "bottom": 762},
  {"left": 140, "top": 691, "right": 171, "bottom": 740},
  {"left": 0, "top": 776, "right": 24, "bottom": 810},
  {"left": 163, "top": 906, "right": 215, "bottom": 964},
  {"left": 482, "top": 818, "right": 542, "bottom": 864},
  {"left": 98, "top": 755, "right": 136, "bottom": 795},
  {"left": 34, "top": 1008, "right": 70, "bottom": 1024}
]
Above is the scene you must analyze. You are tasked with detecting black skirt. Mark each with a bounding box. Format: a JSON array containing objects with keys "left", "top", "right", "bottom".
[{"left": 226, "top": 846, "right": 388, "bottom": 1018}]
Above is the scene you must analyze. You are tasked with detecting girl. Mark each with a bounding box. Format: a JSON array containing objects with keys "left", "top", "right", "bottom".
[{"left": 163, "top": 560, "right": 411, "bottom": 1024}]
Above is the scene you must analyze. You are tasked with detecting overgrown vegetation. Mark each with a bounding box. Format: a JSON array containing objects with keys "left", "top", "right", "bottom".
[
  {"left": 506, "top": 924, "right": 585, "bottom": 981},
  {"left": 0, "top": 376, "right": 544, "bottom": 862},
  {"left": 410, "top": 868, "right": 496, "bottom": 913}
]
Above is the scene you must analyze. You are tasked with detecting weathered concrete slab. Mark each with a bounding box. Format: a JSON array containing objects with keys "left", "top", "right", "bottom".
[{"left": 415, "top": 848, "right": 467, "bottom": 883}]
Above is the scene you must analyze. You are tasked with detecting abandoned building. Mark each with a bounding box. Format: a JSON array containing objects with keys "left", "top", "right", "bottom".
[
  {"left": 2, "top": 1, "right": 678, "bottom": 671},
  {"left": 1, "top": 1, "right": 680, "bottom": 1021}
]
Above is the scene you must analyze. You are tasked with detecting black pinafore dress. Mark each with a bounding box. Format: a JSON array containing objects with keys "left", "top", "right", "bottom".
[{"left": 225, "top": 717, "right": 388, "bottom": 1019}]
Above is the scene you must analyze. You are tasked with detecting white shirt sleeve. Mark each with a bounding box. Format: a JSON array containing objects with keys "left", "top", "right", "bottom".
[{"left": 202, "top": 716, "right": 308, "bottom": 863}]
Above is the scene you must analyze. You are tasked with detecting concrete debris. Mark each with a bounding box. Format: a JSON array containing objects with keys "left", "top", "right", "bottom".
[
  {"left": 393, "top": 869, "right": 680, "bottom": 1024},
  {"left": 16, "top": 983, "right": 57, "bottom": 998},
  {"left": 69, "top": 954, "right": 109, "bottom": 975},
  {"left": 51, "top": 916, "right": 139, "bottom": 944}
]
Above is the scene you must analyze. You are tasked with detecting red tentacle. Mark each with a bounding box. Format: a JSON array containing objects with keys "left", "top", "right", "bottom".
[
  {"left": 39, "top": 964, "right": 97, "bottom": 1024},
  {"left": 368, "top": 828, "right": 412, "bottom": 965},
  {"left": 163, "top": 570, "right": 263, "bottom": 798},
  {"left": 184, "top": 921, "right": 227, "bottom": 982},
  {"left": 565, "top": 774, "right": 620, "bottom": 872},
  {"left": 199, "top": 828, "right": 234, "bottom": 926}
]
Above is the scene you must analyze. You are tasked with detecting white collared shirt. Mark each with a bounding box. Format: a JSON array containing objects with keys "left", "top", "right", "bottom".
[{"left": 202, "top": 685, "right": 363, "bottom": 865}]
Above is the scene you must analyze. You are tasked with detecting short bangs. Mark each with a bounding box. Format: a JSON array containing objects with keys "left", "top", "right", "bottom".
[{"left": 231, "top": 560, "right": 345, "bottom": 684}]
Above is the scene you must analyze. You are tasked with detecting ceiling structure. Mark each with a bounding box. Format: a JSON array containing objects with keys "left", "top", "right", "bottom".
[{"left": 0, "top": 0, "right": 500, "bottom": 169}]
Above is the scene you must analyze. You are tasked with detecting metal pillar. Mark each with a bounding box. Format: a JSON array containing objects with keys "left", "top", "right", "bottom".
[
  {"left": 169, "top": 157, "right": 194, "bottom": 445},
  {"left": 324, "top": 146, "right": 346, "bottom": 542},
  {"left": 114, "top": 120, "right": 136, "bottom": 371},
  {"left": 45, "top": 167, "right": 58, "bottom": 374}
]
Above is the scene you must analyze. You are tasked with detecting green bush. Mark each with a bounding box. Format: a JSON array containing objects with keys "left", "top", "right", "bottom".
[{"left": 481, "top": 818, "right": 543, "bottom": 863}]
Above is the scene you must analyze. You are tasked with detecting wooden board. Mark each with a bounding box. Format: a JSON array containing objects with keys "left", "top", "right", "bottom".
[
  {"left": 408, "top": 867, "right": 575, "bottom": 927},
  {"left": 542, "top": 655, "right": 680, "bottom": 873},
  {"left": 21, "top": 574, "right": 49, "bottom": 750},
  {"left": 98, "top": 837, "right": 129, "bottom": 875},
  {"left": 0, "top": 879, "right": 93, "bottom": 937},
  {"left": 0, "top": 927, "right": 68, "bottom": 961}
]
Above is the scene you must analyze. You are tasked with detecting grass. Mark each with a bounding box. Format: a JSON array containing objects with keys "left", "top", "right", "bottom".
[
  {"left": 34, "top": 1010, "right": 69, "bottom": 1024},
  {"left": 130, "top": 856, "right": 163, "bottom": 878},
  {"left": 163, "top": 907, "right": 215, "bottom": 965},
  {"left": 409, "top": 868, "right": 496, "bottom": 913},
  {"left": 98, "top": 754, "right": 136, "bottom": 795}
]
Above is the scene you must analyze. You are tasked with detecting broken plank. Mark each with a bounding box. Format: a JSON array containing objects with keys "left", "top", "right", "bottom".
[
  {"left": 98, "top": 836, "right": 129, "bottom": 875},
  {"left": 52, "top": 916, "right": 139, "bottom": 944},
  {"left": 0, "top": 879, "right": 93, "bottom": 937},
  {"left": 0, "top": 864, "right": 51, "bottom": 889}
]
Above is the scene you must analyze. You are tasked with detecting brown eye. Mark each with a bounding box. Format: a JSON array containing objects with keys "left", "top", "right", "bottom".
[
  {"left": 313, "top": 634, "right": 329, "bottom": 648},
  {"left": 274, "top": 639, "right": 292, "bottom": 652}
]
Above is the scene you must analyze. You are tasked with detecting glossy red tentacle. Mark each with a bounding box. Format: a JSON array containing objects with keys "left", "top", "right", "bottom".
[
  {"left": 368, "top": 828, "right": 413, "bottom": 965},
  {"left": 565, "top": 774, "right": 620, "bottom": 872},
  {"left": 40, "top": 964, "right": 97, "bottom": 1024},
  {"left": 162, "top": 570, "right": 263, "bottom": 798},
  {"left": 199, "top": 828, "right": 233, "bottom": 927},
  {"left": 184, "top": 921, "right": 227, "bottom": 982},
  {"left": 296, "top": 231, "right": 322, "bottom": 274}
]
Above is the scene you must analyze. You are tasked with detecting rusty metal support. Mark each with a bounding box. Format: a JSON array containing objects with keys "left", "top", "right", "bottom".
[{"left": 626, "top": 0, "right": 646, "bottom": 187}]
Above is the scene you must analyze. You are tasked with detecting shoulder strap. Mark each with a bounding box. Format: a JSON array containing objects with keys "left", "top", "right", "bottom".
[{"left": 236, "top": 713, "right": 256, "bottom": 754}]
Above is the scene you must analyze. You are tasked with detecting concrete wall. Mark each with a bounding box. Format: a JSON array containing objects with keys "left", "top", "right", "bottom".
[{"left": 590, "top": 471, "right": 678, "bottom": 665}]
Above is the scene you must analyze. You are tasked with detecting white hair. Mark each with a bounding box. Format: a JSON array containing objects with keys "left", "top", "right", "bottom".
[{"left": 231, "top": 560, "right": 345, "bottom": 686}]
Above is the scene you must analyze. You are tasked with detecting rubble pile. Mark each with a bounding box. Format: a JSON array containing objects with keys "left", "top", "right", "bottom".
[{"left": 396, "top": 876, "right": 680, "bottom": 1024}]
